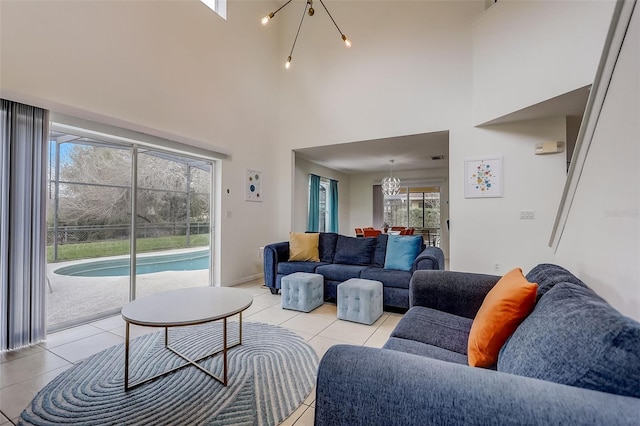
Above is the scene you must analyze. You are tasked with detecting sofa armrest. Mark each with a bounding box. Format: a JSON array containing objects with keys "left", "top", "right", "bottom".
[
  {"left": 409, "top": 270, "right": 500, "bottom": 319},
  {"left": 315, "top": 345, "right": 639, "bottom": 426},
  {"left": 412, "top": 246, "right": 445, "bottom": 271},
  {"left": 263, "top": 241, "right": 289, "bottom": 289}
]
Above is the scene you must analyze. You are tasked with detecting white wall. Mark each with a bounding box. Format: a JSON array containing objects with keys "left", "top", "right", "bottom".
[
  {"left": 472, "top": 0, "right": 615, "bottom": 125},
  {"left": 0, "top": 1, "right": 281, "bottom": 285},
  {"left": 292, "top": 156, "right": 351, "bottom": 234},
  {"left": 449, "top": 117, "right": 568, "bottom": 275},
  {"left": 554, "top": 6, "right": 639, "bottom": 320}
]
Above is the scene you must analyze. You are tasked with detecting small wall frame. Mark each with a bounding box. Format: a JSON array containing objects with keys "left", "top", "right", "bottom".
[
  {"left": 245, "top": 169, "right": 262, "bottom": 202},
  {"left": 464, "top": 157, "right": 503, "bottom": 198}
]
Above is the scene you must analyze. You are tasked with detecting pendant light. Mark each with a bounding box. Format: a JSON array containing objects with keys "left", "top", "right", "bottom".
[{"left": 381, "top": 160, "right": 401, "bottom": 196}]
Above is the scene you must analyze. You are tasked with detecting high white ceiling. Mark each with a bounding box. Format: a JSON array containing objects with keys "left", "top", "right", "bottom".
[{"left": 294, "top": 131, "right": 450, "bottom": 175}]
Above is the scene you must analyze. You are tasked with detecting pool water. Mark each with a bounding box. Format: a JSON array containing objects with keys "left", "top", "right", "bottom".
[{"left": 54, "top": 250, "right": 210, "bottom": 277}]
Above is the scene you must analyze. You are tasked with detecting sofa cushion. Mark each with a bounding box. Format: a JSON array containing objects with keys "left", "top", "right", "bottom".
[
  {"left": 498, "top": 282, "right": 640, "bottom": 398},
  {"left": 468, "top": 267, "right": 538, "bottom": 368},
  {"left": 333, "top": 235, "right": 377, "bottom": 265},
  {"left": 384, "top": 235, "right": 423, "bottom": 271},
  {"left": 318, "top": 232, "right": 339, "bottom": 263},
  {"left": 383, "top": 337, "right": 468, "bottom": 365},
  {"left": 361, "top": 267, "right": 412, "bottom": 290},
  {"left": 289, "top": 232, "right": 320, "bottom": 262},
  {"left": 278, "top": 261, "right": 328, "bottom": 275},
  {"left": 391, "top": 306, "right": 473, "bottom": 355},
  {"left": 372, "top": 234, "right": 389, "bottom": 267},
  {"left": 315, "top": 264, "right": 370, "bottom": 282},
  {"left": 525, "top": 263, "right": 588, "bottom": 301}
]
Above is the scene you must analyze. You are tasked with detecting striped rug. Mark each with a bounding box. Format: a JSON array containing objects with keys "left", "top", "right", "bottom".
[{"left": 20, "top": 321, "right": 318, "bottom": 425}]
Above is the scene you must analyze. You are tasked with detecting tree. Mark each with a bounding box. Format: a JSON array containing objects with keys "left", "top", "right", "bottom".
[{"left": 53, "top": 142, "right": 211, "bottom": 228}]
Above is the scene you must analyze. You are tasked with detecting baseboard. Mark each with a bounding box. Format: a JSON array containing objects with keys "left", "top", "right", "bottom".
[{"left": 225, "top": 273, "right": 264, "bottom": 287}]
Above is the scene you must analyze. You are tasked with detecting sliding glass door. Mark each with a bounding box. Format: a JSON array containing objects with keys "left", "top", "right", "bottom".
[
  {"left": 383, "top": 186, "right": 441, "bottom": 246},
  {"left": 47, "top": 129, "right": 215, "bottom": 330},
  {"left": 135, "top": 148, "right": 211, "bottom": 299}
]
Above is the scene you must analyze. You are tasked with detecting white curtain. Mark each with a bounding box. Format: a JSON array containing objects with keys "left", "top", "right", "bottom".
[{"left": 1, "top": 99, "right": 48, "bottom": 351}]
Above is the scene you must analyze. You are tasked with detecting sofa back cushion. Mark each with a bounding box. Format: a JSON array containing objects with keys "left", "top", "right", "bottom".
[
  {"left": 525, "top": 263, "right": 588, "bottom": 301},
  {"left": 498, "top": 282, "right": 640, "bottom": 398},
  {"left": 318, "top": 232, "right": 339, "bottom": 263},
  {"left": 333, "top": 235, "right": 377, "bottom": 266},
  {"left": 372, "top": 234, "right": 389, "bottom": 267}
]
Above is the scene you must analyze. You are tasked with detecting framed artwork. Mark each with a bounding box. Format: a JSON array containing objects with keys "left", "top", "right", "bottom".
[
  {"left": 245, "top": 169, "right": 262, "bottom": 202},
  {"left": 464, "top": 157, "right": 503, "bottom": 198}
]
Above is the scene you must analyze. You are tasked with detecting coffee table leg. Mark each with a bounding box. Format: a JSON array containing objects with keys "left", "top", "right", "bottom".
[
  {"left": 239, "top": 311, "right": 243, "bottom": 345},
  {"left": 164, "top": 327, "right": 168, "bottom": 348},
  {"left": 124, "top": 321, "right": 130, "bottom": 391}
]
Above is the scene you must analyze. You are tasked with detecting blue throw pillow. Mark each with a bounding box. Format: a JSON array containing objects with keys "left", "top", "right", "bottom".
[
  {"left": 333, "top": 235, "right": 378, "bottom": 266},
  {"left": 384, "top": 235, "right": 423, "bottom": 271}
]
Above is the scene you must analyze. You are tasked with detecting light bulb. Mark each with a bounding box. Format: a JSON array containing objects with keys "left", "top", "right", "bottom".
[
  {"left": 285, "top": 56, "right": 292, "bottom": 69},
  {"left": 342, "top": 35, "right": 352, "bottom": 48},
  {"left": 261, "top": 13, "right": 274, "bottom": 26}
]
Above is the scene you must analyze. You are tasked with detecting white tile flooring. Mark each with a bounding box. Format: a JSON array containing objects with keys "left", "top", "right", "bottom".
[{"left": 0, "top": 279, "right": 403, "bottom": 425}]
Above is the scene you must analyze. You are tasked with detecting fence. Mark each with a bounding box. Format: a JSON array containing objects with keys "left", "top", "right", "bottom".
[{"left": 47, "top": 223, "right": 210, "bottom": 261}]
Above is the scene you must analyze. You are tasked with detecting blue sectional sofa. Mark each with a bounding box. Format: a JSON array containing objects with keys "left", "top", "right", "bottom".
[
  {"left": 263, "top": 232, "right": 445, "bottom": 309},
  {"left": 315, "top": 264, "right": 640, "bottom": 425}
]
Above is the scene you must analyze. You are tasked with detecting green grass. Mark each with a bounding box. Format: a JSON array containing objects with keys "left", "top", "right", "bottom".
[{"left": 47, "top": 234, "right": 209, "bottom": 263}]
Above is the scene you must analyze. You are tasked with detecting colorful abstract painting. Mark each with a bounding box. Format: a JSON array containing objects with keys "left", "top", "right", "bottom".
[
  {"left": 246, "top": 169, "right": 262, "bottom": 202},
  {"left": 464, "top": 157, "right": 503, "bottom": 198}
]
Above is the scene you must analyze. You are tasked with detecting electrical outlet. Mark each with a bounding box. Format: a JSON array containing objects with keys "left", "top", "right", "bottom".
[
  {"left": 492, "top": 262, "right": 500, "bottom": 272},
  {"left": 520, "top": 210, "right": 535, "bottom": 220},
  {"left": 258, "top": 247, "right": 264, "bottom": 259}
]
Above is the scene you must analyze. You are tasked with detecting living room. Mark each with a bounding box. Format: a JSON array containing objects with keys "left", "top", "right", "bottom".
[{"left": 1, "top": 0, "right": 639, "bottom": 424}]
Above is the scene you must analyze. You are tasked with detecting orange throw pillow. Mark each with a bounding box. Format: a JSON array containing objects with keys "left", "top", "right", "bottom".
[{"left": 468, "top": 267, "right": 538, "bottom": 368}]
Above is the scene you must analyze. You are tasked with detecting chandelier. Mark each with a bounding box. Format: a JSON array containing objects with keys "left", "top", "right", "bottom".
[
  {"left": 381, "top": 160, "right": 401, "bottom": 196},
  {"left": 261, "top": 0, "right": 352, "bottom": 69}
]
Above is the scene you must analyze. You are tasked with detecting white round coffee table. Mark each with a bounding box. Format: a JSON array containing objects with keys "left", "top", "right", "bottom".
[{"left": 121, "top": 286, "right": 253, "bottom": 390}]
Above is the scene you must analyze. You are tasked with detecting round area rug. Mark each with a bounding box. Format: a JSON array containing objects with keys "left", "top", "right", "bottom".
[{"left": 20, "top": 322, "right": 318, "bottom": 425}]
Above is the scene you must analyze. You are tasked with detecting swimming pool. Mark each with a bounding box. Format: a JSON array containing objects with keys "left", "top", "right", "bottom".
[{"left": 54, "top": 250, "right": 210, "bottom": 277}]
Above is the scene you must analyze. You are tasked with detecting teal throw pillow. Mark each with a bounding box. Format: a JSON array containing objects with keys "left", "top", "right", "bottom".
[{"left": 384, "top": 235, "right": 423, "bottom": 271}]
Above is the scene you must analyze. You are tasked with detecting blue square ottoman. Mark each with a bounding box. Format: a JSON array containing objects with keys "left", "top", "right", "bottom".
[
  {"left": 281, "top": 272, "right": 324, "bottom": 312},
  {"left": 337, "top": 278, "right": 383, "bottom": 325}
]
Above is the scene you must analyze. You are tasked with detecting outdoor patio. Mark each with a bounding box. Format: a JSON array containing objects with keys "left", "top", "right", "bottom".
[{"left": 46, "top": 248, "right": 209, "bottom": 328}]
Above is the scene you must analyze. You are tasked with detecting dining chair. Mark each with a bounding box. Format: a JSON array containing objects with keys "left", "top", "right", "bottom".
[{"left": 363, "top": 229, "right": 382, "bottom": 238}]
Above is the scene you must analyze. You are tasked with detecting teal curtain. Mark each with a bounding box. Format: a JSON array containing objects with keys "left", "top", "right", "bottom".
[
  {"left": 329, "top": 179, "right": 339, "bottom": 233},
  {"left": 307, "top": 174, "right": 320, "bottom": 232},
  {"left": 1, "top": 99, "right": 49, "bottom": 350}
]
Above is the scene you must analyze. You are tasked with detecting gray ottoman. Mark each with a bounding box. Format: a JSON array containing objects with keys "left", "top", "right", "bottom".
[
  {"left": 337, "top": 278, "right": 383, "bottom": 325},
  {"left": 281, "top": 272, "right": 324, "bottom": 312}
]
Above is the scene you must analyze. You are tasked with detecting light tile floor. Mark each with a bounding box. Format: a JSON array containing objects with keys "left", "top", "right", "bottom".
[{"left": 0, "top": 279, "right": 403, "bottom": 425}]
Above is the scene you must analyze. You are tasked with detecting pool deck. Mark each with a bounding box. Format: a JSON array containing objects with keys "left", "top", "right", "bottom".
[{"left": 47, "top": 248, "right": 210, "bottom": 328}]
